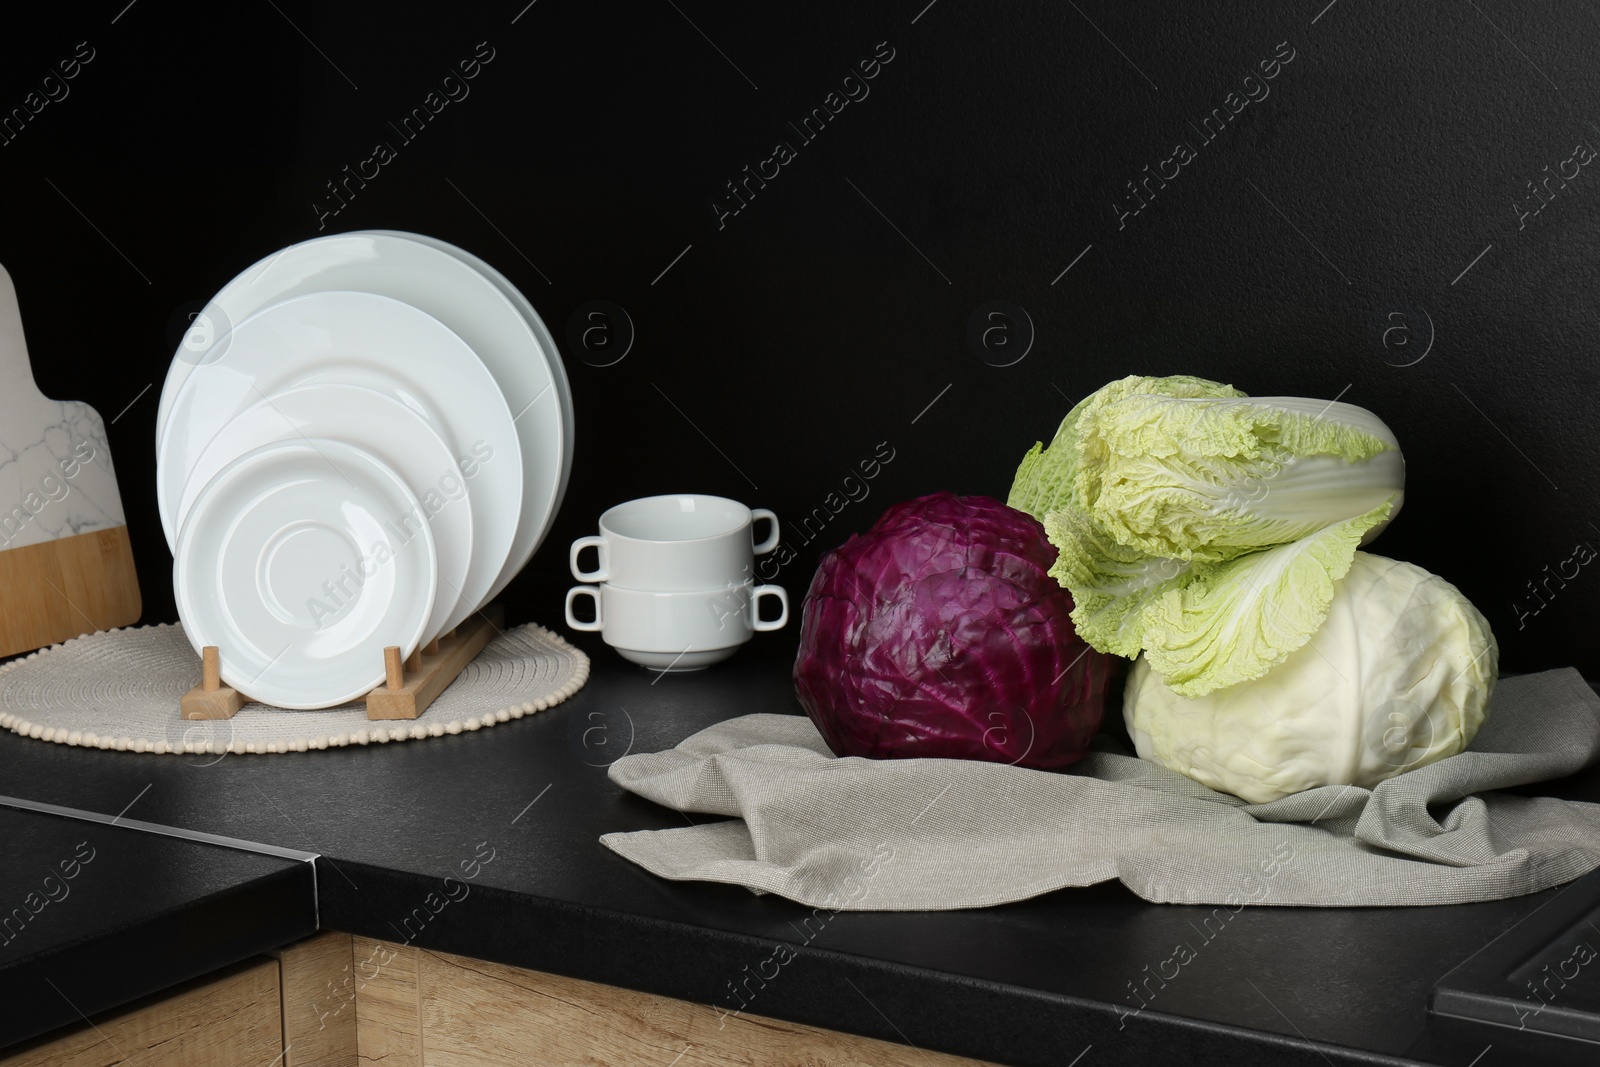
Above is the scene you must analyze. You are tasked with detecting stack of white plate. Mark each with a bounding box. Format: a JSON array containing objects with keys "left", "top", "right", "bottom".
[{"left": 156, "top": 231, "right": 572, "bottom": 709}]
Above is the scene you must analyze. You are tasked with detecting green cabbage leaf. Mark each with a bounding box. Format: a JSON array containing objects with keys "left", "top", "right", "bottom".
[{"left": 1009, "top": 375, "right": 1406, "bottom": 696}]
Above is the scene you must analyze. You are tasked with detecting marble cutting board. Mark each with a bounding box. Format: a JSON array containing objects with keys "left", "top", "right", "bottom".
[{"left": 0, "top": 261, "right": 140, "bottom": 656}]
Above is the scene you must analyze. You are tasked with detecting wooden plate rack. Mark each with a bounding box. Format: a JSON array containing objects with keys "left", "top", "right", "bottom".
[{"left": 179, "top": 605, "right": 502, "bottom": 721}]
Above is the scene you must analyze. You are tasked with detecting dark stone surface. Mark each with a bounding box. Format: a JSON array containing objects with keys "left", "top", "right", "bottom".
[
  {"left": 0, "top": 806, "right": 315, "bottom": 1049},
  {"left": 1, "top": 633, "right": 1594, "bottom": 1065}
]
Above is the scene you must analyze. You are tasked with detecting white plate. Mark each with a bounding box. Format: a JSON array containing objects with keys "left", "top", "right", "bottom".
[
  {"left": 175, "top": 383, "right": 473, "bottom": 645},
  {"left": 158, "top": 291, "right": 521, "bottom": 633},
  {"left": 358, "top": 230, "right": 573, "bottom": 598},
  {"left": 158, "top": 230, "right": 571, "bottom": 600},
  {"left": 174, "top": 439, "right": 438, "bottom": 710}
]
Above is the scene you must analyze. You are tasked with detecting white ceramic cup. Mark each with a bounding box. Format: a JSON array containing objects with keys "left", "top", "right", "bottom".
[
  {"left": 570, "top": 494, "right": 779, "bottom": 592},
  {"left": 564, "top": 580, "right": 789, "bottom": 671}
]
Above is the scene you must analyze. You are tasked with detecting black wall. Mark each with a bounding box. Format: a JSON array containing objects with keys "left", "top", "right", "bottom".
[{"left": 2, "top": 1, "right": 1596, "bottom": 676}]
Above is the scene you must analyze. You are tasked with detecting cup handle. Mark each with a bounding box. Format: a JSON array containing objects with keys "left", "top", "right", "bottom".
[
  {"left": 564, "top": 586, "right": 603, "bottom": 632},
  {"left": 748, "top": 584, "right": 789, "bottom": 632},
  {"left": 751, "top": 509, "right": 780, "bottom": 555},
  {"left": 570, "top": 536, "right": 609, "bottom": 582}
]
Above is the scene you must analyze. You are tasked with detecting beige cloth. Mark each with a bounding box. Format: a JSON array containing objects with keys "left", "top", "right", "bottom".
[
  {"left": 602, "top": 669, "right": 1600, "bottom": 909},
  {"left": 0, "top": 622, "right": 587, "bottom": 754}
]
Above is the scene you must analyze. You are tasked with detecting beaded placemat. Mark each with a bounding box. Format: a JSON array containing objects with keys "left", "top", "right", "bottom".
[{"left": 0, "top": 621, "right": 588, "bottom": 754}]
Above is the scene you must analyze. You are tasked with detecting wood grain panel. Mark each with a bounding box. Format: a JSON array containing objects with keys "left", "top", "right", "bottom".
[
  {"left": 0, "top": 958, "right": 281, "bottom": 1067},
  {"left": 0, "top": 525, "right": 140, "bottom": 658},
  {"left": 353, "top": 936, "right": 421, "bottom": 1067},
  {"left": 359, "top": 939, "right": 1002, "bottom": 1067},
  {"left": 271, "top": 931, "right": 358, "bottom": 1067}
]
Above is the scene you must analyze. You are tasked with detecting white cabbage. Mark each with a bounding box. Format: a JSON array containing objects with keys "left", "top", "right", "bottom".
[{"left": 1123, "top": 552, "right": 1498, "bottom": 804}]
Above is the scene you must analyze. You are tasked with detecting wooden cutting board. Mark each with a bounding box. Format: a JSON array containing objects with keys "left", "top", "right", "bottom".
[{"left": 0, "top": 261, "right": 140, "bottom": 656}]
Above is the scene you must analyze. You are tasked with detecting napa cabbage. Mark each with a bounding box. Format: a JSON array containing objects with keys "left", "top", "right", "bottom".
[{"left": 1009, "top": 375, "right": 1405, "bottom": 696}]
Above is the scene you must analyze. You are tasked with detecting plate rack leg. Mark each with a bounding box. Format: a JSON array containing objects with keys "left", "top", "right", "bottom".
[
  {"left": 174, "top": 607, "right": 501, "bottom": 722},
  {"left": 180, "top": 646, "right": 246, "bottom": 720},
  {"left": 365, "top": 606, "right": 501, "bottom": 721}
]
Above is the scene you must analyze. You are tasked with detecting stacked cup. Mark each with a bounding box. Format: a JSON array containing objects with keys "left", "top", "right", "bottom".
[{"left": 565, "top": 495, "right": 789, "bottom": 670}]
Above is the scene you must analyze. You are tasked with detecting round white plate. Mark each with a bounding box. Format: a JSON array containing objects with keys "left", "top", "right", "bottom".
[
  {"left": 174, "top": 439, "right": 438, "bottom": 710},
  {"left": 175, "top": 383, "right": 473, "bottom": 645},
  {"left": 158, "top": 230, "right": 570, "bottom": 601},
  {"left": 358, "top": 230, "right": 573, "bottom": 598},
  {"left": 158, "top": 291, "right": 521, "bottom": 634}
]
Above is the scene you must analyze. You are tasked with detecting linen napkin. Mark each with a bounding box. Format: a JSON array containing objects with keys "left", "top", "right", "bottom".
[{"left": 600, "top": 669, "right": 1600, "bottom": 909}]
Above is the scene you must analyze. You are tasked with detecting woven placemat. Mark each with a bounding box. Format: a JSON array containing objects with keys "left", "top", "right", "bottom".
[{"left": 0, "top": 622, "right": 588, "bottom": 755}]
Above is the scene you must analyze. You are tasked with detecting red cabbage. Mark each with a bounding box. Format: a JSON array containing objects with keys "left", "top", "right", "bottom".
[{"left": 793, "top": 492, "right": 1112, "bottom": 769}]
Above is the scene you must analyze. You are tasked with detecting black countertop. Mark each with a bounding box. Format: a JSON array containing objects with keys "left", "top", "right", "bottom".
[
  {"left": 0, "top": 805, "right": 316, "bottom": 1049},
  {"left": 1, "top": 627, "right": 1598, "bottom": 1066}
]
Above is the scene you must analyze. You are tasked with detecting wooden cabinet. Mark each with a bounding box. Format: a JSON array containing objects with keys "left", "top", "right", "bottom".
[
  {"left": 352, "top": 936, "right": 999, "bottom": 1067},
  {"left": 4, "top": 934, "right": 999, "bottom": 1067},
  {"left": 270, "top": 932, "right": 359, "bottom": 1067}
]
